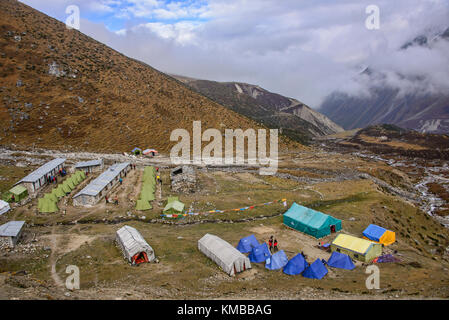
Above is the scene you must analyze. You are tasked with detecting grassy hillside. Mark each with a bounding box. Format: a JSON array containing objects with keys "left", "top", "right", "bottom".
[{"left": 0, "top": 0, "right": 298, "bottom": 153}]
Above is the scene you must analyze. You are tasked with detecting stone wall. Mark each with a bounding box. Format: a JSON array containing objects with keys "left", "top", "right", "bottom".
[{"left": 170, "top": 166, "right": 196, "bottom": 193}]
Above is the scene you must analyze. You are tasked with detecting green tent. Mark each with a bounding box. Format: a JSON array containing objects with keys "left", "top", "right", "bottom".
[
  {"left": 54, "top": 185, "right": 66, "bottom": 198},
  {"left": 141, "top": 183, "right": 155, "bottom": 194},
  {"left": 136, "top": 199, "right": 152, "bottom": 211},
  {"left": 163, "top": 200, "right": 184, "bottom": 214},
  {"left": 71, "top": 174, "right": 81, "bottom": 185},
  {"left": 38, "top": 198, "right": 59, "bottom": 213},
  {"left": 4, "top": 185, "right": 28, "bottom": 202},
  {"left": 283, "top": 202, "right": 342, "bottom": 239},
  {"left": 66, "top": 178, "right": 75, "bottom": 189},
  {"left": 167, "top": 196, "right": 179, "bottom": 204},
  {"left": 44, "top": 192, "right": 58, "bottom": 203},
  {"left": 76, "top": 170, "right": 86, "bottom": 180},
  {"left": 139, "top": 191, "right": 155, "bottom": 202},
  {"left": 61, "top": 181, "right": 72, "bottom": 193}
]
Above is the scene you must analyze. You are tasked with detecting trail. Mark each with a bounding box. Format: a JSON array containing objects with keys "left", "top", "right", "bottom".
[{"left": 49, "top": 226, "right": 64, "bottom": 289}]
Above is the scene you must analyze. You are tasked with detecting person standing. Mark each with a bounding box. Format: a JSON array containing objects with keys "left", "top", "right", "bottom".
[
  {"left": 105, "top": 196, "right": 108, "bottom": 204},
  {"left": 114, "top": 196, "right": 118, "bottom": 205},
  {"left": 268, "top": 237, "right": 273, "bottom": 253},
  {"left": 273, "top": 239, "right": 278, "bottom": 252}
]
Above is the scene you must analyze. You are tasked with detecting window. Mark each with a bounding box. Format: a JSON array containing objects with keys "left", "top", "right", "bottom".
[
  {"left": 354, "top": 254, "right": 359, "bottom": 258},
  {"left": 336, "top": 248, "right": 340, "bottom": 252}
]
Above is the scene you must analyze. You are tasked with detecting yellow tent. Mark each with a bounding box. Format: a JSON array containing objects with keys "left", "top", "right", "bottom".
[{"left": 331, "top": 234, "right": 382, "bottom": 262}]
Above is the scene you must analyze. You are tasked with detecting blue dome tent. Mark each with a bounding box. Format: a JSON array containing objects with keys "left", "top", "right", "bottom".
[
  {"left": 236, "top": 234, "right": 259, "bottom": 253},
  {"left": 265, "top": 250, "right": 289, "bottom": 270},
  {"left": 302, "top": 258, "right": 328, "bottom": 279},
  {"left": 327, "top": 251, "right": 355, "bottom": 270},
  {"left": 283, "top": 253, "right": 309, "bottom": 275},
  {"left": 248, "top": 242, "right": 271, "bottom": 263}
]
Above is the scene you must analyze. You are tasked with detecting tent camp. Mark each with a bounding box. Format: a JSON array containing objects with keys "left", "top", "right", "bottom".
[
  {"left": 4, "top": 185, "right": 28, "bottom": 202},
  {"left": 283, "top": 253, "right": 308, "bottom": 275},
  {"left": 198, "top": 233, "right": 251, "bottom": 276},
  {"left": 163, "top": 200, "right": 185, "bottom": 214},
  {"left": 38, "top": 198, "right": 58, "bottom": 213},
  {"left": 248, "top": 242, "right": 271, "bottom": 263},
  {"left": 331, "top": 234, "right": 382, "bottom": 262},
  {"left": 116, "top": 226, "right": 155, "bottom": 265},
  {"left": 363, "top": 224, "right": 396, "bottom": 246},
  {"left": 327, "top": 251, "right": 355, "bottom": 270},
  {"left": 265, "top": 250, "right": 289, "bottom": 270},
  {"left": 302, "top": 259, "right": 328, "bottom": 279},
  {"left": 0, "top": 200, "right": 11, "bottom": 216},
  {"left": 236, "top": 234, "right": 259, "bottom": 253},
  {"left": 283, "top": 202, "right": 342, "bottom": 239}
]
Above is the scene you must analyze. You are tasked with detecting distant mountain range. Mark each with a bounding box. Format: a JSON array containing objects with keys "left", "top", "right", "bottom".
[
  {"left": 320, "top": 27, "right": 449, "bottom": 134},
  {"left": 172, "top": 75, "right": 343, "bottom": 144}
]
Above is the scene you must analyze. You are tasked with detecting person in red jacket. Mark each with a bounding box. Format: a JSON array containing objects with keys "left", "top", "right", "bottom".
[
  {"left": 268, "top": 237, "right": 273, "bottom": 253},
  {"left": 273, "top": 239, "right": 278, "bottom": 252}
]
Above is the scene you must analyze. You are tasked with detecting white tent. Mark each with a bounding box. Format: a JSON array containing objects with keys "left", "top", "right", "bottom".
[
  {"left": 0, "top": 200, "right": 11, "bottom": 216},
  {"left": 198, "top": 233, "right": 251, "bottom": 276},
  {"left": 116, "top": 225, "right": 155, "bottom": 265}
]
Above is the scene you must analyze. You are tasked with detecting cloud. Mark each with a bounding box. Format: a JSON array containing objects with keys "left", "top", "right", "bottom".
[{"left": 19, "top": 0, "right": 449, "bottom": 108}]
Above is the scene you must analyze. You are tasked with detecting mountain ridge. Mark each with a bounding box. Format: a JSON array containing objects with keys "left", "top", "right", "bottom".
[
  {"left": 172, "top": 74, "right": 343, "bottom": 145},
  {"left": 319, "top": 27, "right": 449, "bottom": 134}
]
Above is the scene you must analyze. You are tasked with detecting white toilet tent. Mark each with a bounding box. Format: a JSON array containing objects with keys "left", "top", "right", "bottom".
[
  {"left": 198, "top": 233, "right": 251, "bottom": 276},
  {"left": 0, "top": 200, "right": 11, "bottom": 216},
  {"left": 116, "top": 226, "right": 155, "bottom": 265}
]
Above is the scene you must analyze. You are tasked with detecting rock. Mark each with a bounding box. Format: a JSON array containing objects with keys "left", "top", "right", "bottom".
[{"left": 349, "top": 217, "right": 355, "bottom": 221}]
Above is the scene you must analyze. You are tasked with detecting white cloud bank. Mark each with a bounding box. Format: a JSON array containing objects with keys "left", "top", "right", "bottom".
[{"left": 19, "top": 0, "right": 449, "bottom": 108}]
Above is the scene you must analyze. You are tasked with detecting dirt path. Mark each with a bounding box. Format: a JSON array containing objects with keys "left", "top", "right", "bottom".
[{"left": 49, "top": 226, "right": 64, "bottom": 289}]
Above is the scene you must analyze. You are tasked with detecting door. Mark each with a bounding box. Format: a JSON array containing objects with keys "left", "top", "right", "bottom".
[{"left": 330, "top": 225, "right": 336, "bottom": 233}]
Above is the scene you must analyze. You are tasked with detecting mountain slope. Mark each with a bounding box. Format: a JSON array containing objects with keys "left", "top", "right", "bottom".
[
  {"left": 173, "top": 75, "right": 343, "bottom": 144},
  {"left": 320, "top": 28, "right": 449, "bottom": 134},
  {"left": 0, "top": 0, "right": 290, "bottom": 153}
]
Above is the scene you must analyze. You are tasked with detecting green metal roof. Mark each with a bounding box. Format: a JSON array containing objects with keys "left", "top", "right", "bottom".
[{"left": 9, "top": 185, "right": 28, "bottom": 195}]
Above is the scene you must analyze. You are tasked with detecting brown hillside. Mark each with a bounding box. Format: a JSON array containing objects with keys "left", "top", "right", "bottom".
[{"left": 0, "top": 0, "right": 298, "bottom": 153}]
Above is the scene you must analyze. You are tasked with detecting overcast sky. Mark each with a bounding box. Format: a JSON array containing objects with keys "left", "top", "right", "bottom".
[{"left": 19, "top": 0, "right": 449, "bottom": 108}]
